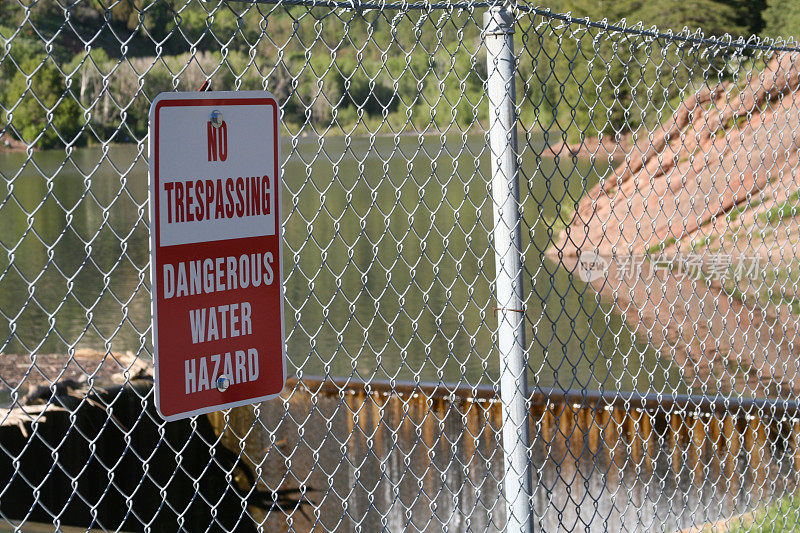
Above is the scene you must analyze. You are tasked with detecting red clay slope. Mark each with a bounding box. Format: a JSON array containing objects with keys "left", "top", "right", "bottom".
[
  {"left": 554, "top": 52, "right": 800, "bottom": 258},
  {"left": 549, "top": 52, "right": 800, "bottom": 396}
]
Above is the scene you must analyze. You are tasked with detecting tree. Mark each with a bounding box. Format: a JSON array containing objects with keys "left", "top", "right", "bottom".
[
  {"left": 545, "top": 0, "right": 753, "bottom": 37},
  {"left": 762, "top": 0, "right": 800, "bottom": 39},
  {"left": 4, "top": 58, "right": 82, "bottom": 149},
  {"left": 628, "top": 0, "right": 745, "bottom": 36}
]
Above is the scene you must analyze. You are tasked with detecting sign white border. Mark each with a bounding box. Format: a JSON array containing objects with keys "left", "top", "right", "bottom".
[{"left": 148, "top": 91, "right": 286, "bottom": 422}]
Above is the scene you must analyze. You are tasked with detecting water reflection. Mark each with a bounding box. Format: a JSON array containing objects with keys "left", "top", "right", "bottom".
[{"left": 227, "top": 382, "right": 784, "bottom": 532}]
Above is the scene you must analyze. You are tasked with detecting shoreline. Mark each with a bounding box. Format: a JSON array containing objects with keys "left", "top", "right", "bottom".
[
  {"left": 542, "top": 134, "right": 633, "bottom": 160},
  {"left": 0, "top": 134, "right": 28, "bottom": 153},
  {"left": 0, "top": 128, "right": 632, "bottom": 160}
]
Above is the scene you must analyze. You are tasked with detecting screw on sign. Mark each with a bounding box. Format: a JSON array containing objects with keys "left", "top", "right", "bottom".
[{"left": 148, "top": 91, "right": 286, "bottom": 421}]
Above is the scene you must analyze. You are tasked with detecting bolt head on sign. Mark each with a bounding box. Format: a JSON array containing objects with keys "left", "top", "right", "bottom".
[{"left": 148, "top": 91, "right": 286, "bottom": 421}]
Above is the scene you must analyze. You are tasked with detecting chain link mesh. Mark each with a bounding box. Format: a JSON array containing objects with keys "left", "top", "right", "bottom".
[{"left": 1, "top": 1, "right": 800, "bottom": 531}]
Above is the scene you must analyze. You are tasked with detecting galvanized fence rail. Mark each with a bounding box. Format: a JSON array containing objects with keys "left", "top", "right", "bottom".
[{"left": 1, "top": 0, "right": 800, "bottom": 531}]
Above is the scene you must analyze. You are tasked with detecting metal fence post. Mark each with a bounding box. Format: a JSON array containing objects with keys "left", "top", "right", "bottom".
[{"left": 484, "top": 6, "right": 534, "bottom": 533}]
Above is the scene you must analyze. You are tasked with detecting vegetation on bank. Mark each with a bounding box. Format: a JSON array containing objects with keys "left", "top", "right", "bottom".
[
  {"left": 0, "top": 0, "right": 794, "bottom": 149},
  {"left": 724, "top": 494, "right": 800, "bottom": 532}
]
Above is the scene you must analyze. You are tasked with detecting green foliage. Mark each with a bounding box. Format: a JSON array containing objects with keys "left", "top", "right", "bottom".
[
  {"left": 623, "top": 0, "right": 746, "bottom": 36},
  {"left": 762, "top": 0, "right": 800, "bottom": 40},
  {"left": 760, "top": 191, "right": 800, "bottom": 225},
  {"left": 0, "top": 0, "right": 790, "bottom": 148},
  {"left": 545, "top": 0, "right": 752, "bottom": 36},
  {"left": 524, "top": 0, "right": 760, "bottom": 142},
  {"left": 727, "top": 493, "right": 800, "bottom": 532},
  {"left": 0, "top": 25, "right": 41, "bottom": 81},
  {"left": 345, "top": 77, "right": 399, "bottom": 116},
  {"left": 3, "top": 58, "right": 82, "bottom": 148},
  {"left": 728, "top": 0, "right": 767, "bottom": 36}
]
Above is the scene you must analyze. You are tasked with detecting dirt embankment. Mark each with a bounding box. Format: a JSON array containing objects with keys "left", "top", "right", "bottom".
[
  {"left": 544, "top": 134, "right": 633, "bottom": 161},
  {"left": 0, "top": 133, "right": 28, "bottom": 152},
  {"left": 549, "top": 52, "right": 800, "bottom": 396}
]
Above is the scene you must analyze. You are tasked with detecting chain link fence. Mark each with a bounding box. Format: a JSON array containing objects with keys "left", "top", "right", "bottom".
[{"left": 1, "top": 0, "right": 800, "bottom": 531}]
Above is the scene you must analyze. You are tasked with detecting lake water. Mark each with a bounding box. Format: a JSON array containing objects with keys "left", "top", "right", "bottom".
[
  {"left": 0, "top": 135, "right": 766, "bottom": 532},
  {"left": 0, "top": 134, "right": 681, "bottom": 393}
]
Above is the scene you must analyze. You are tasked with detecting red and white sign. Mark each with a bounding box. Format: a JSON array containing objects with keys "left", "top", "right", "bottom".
[{"left": 148, "top": 91, "right": 285, "bottom": 421}]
